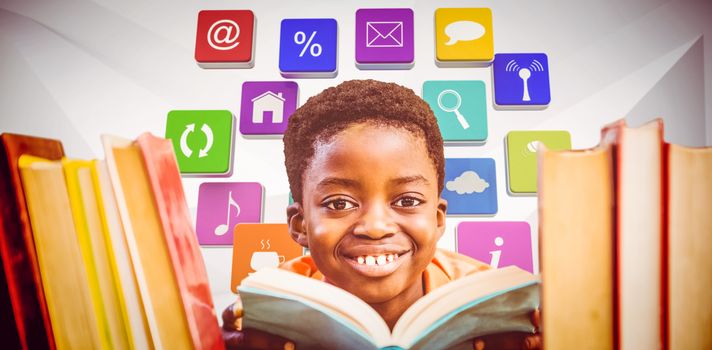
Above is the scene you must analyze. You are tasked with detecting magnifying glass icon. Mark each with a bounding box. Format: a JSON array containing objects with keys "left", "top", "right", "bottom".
[{"left": 437, "top": 89, "right": 470, "bottom": 130}]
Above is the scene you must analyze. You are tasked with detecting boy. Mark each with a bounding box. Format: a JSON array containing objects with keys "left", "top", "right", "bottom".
[{"left": 222, "top": 80, "right": 540, "bottom": 350}]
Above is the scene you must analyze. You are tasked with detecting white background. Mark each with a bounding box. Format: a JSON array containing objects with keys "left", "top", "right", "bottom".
[{"left": 2, "top": 0, "right": 711, "bottom": 316}]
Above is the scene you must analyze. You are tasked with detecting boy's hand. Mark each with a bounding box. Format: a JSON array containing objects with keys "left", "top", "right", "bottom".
[
  {"left": 221, "top": 297, "right": 296, "bottom": 350},
  {"left": 473, "top": 309, "right": 541, "bottom": 350}
]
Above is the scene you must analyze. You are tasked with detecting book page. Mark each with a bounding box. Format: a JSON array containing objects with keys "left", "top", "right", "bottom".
[
  {"left": 410, "top": 285, "right": 537, "bottom": 350},
  {"left": 392, "top": 266, "right": 538, "bottom": 347},
  {"left": 240, "top": 267, "right": 392, "bottom": 344},
  {"left": 240, "top": 287, "right": 382, "bottom": 350}
]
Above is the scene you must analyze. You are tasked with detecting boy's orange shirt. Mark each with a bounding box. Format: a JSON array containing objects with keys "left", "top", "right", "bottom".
[{"left": 279, "top": 248, "right": 491, "bottom": 294}]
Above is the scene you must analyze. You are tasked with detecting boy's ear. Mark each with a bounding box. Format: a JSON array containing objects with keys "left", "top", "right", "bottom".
[
  {"left": 287, "top": 202, "right": 309, "bottom": 248},
  {"left": 436, "top": 198, "right": 448, "bottom": 240}
]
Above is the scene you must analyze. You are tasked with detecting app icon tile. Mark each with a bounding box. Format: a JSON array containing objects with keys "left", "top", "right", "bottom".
[
  {"left": 456, "top": 221, "right": 533, "bottom": 273},
  {"left": 165, "top": 110, "right": 234, "bottom": 175},
  {"left": 196, "top": 182, "right": 263, "bottom": 246},
  {"left": 195, "top": 10, "right": 255, "bottom": 68},
  {"left": 506, "top": 130, "right": 571, "bottom": 194},
  {"left": 239, "top": 81, "right": 299, "bottom": 136},
  {"left": 423, "top": 81, "right": 488, "bottom": 144},
  {"left": 443, "top": 158, "right": 498, "bottom": 215},
  {"left": 279, "top": 18, "right": 338, "bottom": 78},
  {"left": 494, "top": 53, "right": 551, "bottom": 108},
  {"left": 434, "top": 8, "right": 494, "bottom": 67},
  {"left": 231, "top": 224, "right": 304, "bottom": 293},
  {"left": 355, "top": 8, "right": 414, "bottom": 69}
]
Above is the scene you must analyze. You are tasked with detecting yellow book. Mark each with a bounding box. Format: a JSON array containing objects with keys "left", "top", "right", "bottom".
[
  {"left": 102, "top": 136, "right": 192, "bottom": 350},
  {"left": 18, "top": 155, "right": 101, "bottom": 349},
  {"left": 668, "top": 144, "right": 712, "bottom": 349},
  {"left": 64, "top": 158, "right": 133, "bottom": 350},
  {"left": 91, "top": 159, "right": 153, "bottom": 350},
  {"left": 538, "top": 144, "right": 614, "bottom": 350},
  {"left": 62, "top": 159, "right": 114, "bottom": 349}
]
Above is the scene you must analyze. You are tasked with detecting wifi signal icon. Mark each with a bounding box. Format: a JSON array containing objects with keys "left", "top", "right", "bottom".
[
  {"left": 493, "top": 53, "right": 551, "bottom": 108},
  {"left": 505, "top": 59, "right": 546, "bottom": 101}
]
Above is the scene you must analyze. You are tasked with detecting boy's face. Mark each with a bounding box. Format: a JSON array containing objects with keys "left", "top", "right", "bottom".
[{"left": 287, "top": 123, "right": 447, "bottom": 304}]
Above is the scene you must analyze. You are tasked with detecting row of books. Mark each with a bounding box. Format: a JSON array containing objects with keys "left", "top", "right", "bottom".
[
  {"left": 539, "top": 119, "right": 712, "bottom": 350},
  {"left": 0, "top": 133, "right": 223, "bottom": 349}
]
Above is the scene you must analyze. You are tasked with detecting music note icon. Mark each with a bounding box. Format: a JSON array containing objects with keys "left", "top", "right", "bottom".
[
  {"left": 196, "top": 182, "right": 263, "bottom": 245},
  {"left": 214, "top": 191, "right": 241, "bottom": 236}
]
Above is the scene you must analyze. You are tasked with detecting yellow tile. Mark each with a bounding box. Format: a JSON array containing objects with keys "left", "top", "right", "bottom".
[{"left": 435, "top": 8, "right": 494, "bottom": 64}]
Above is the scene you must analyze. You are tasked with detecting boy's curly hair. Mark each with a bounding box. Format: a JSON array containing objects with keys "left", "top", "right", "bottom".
[{"left": 283, "top": 79, "right": 445, "bottom": 203}]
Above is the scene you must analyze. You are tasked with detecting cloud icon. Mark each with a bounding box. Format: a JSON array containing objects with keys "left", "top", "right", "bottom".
[
  {"left": 444, "top": 20, "right": 485, "bottom": 46},
  {"left": 446, "top": 170, "right": 490, "bottom": 194}
]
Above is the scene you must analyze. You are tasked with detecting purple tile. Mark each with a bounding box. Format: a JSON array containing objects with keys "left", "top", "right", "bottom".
[
  {"left": 456, "top": 221, "right": 534, "bottom": 273},
  {"left": 355, "top": 8, "right": 414, "bottom": 67},
  {"left": 239, "top": 81, "right": 298, "bottom": 135},
  {"left": 196, "top": 182, "right": 263, "bottom": 245}
]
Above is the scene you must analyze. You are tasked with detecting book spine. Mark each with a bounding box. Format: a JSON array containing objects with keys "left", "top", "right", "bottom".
[
  {"left": 137, "top": 133, "right": 224, "bottom": 350},
  {"left": 0, "top": 134, "right": 62, "bottom": 350},
  {"left": 611, "top": 138, "right": 620, "bottom": 350},
  {"left": 661, "top": 142, "right": 669, "bottom": 350}
]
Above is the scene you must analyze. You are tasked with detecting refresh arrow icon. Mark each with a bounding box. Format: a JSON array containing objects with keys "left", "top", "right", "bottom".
[
  {"left": 180, "top": 124, "right": 194, "bottom": 157},
  {"left": 200, "top": 123, "right": 213, "bottom": 158},
  {"left": 179, "top": 123, "right": 214, "bottom": 158}
]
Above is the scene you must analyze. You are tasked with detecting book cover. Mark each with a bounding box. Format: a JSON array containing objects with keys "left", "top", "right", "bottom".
[
  {"left": 0, "top": 262, "right": 21, "bottom": 349},
  {"left": 602, "top": 119, "right": 664, "bottom": 350},
  {"left": 667, "top": 144, "right": 712, "bottom": 349},
  {"left": 103, "top": 135, "right": 193, "bottom": 350},
  {"left": 0, "top": 133, "right": 62, "bottom": 350},
  {"left": 90, "top": 159, "right": 153, "bottom": 350},
  {"left": 538, "top": 142, "right": 614, "bottom": 350},
  {"left": 63, "top": 159, "right": 131, "bottom": 349},
  {"left": 18, "top": 155, "right": 102, "bottom": 349},
  {"left": 239, "top": 266, "right": 539, "bottom": 350},
  {"left": 136, "top": 133, "right": 224, "bottom": 350}
]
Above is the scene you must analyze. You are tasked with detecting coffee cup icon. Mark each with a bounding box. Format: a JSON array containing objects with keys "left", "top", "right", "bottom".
[{"left": 250, "top": 251, "right": 286, "bottom": 272}]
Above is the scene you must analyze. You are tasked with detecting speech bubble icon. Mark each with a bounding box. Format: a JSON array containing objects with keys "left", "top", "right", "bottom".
[{"left": 444, "top": 20, "right": 485, "bottom": 46}]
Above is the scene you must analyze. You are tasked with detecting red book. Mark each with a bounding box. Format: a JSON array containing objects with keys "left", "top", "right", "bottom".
[
  {"left": 1, "top": 266, "right": 21, "bottom": 349},
  {"left": 137, "top": 133, "right": 224, "bottom": 350},
  {"left": 0, "top": 133, "right": 62, "bottom": 350}
]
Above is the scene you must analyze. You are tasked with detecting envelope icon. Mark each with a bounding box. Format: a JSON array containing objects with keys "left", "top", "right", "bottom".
[{"left": 366, "top": 21, "right": 403, "bottom": 48}]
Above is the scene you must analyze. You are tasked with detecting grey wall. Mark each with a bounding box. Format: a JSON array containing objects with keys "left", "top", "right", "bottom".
[{"left": 1, "top": 0, "right": 710, "bottom": 314}]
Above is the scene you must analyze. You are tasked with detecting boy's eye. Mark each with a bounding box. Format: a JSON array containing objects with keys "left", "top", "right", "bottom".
[
  {"left": 325, "top": 199, "right": 357, "bottom": 211},
  {"left": 393, "top": 196, "right": 422, "bottom": 208}
]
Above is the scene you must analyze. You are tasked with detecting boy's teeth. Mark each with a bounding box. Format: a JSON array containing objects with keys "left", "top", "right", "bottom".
[
  {"left": 355, "top": 254, "right": 399, "bottom": 265},
  {"left": 365, "top": 256, "right": 376, "bottom": 266}
]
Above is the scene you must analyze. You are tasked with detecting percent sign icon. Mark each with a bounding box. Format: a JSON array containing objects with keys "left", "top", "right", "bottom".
[{"left": 294, "top": 31, "right": 322, "bottom": 57}]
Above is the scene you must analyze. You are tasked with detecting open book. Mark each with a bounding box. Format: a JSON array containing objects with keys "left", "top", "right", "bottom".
[{"left": 238, "top": 265, "right": 539, "bottom": 350}]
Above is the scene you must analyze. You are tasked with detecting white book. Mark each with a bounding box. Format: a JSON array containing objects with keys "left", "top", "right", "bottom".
[{"left": 239, "top": 266, "right": 539, "bottom": 350}]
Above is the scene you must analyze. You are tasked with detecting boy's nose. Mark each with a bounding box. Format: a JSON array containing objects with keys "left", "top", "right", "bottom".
[{"left": 352, "top": 202, "right": 397, "bottom": 239}]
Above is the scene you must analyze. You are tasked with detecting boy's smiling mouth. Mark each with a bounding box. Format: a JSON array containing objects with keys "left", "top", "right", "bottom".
[{"left": 339, "top": 244, "right": 412, "bottom": 278}]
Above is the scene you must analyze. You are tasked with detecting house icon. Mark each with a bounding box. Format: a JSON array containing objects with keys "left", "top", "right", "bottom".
[{"left": 251, "top": 91, "right": 285, "bottom": 124}]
